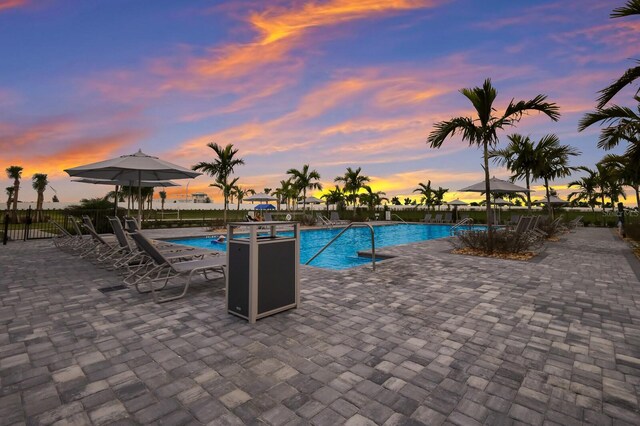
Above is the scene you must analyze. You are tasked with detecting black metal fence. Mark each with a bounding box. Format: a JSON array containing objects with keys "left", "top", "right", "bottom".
[{"left": 2, "top": 207, "right": 114, "bottom": 244}]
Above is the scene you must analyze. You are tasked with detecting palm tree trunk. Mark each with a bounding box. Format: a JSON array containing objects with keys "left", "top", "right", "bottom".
[
  {"left": 36, "top": 191, "right": 44, "bottom": 222},
  {"left": 483, "top": 141, "right": 493, "bottom": 253},
  {"left": 525, "top": 173, "right": 532, "bottom": 213},
  {"left": 545, "top": 178, "right": 553, "bottom": 220},
  {"left": 11, "top": 180, "right": 19, "bottom": 222},
  {"left": 635, "top": 185, "right": 639, "bottom": 210}
]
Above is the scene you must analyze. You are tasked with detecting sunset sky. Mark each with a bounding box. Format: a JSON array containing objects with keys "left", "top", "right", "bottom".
[{"left": 1, "top": 0, "right": 638, "bottom": 205}]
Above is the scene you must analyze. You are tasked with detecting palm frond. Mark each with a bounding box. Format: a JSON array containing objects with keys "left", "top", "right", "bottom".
[
  {"left": 427, "top": 117, "right": 478, "bottom": 148},
  {"left": 578, "top": 104, "right": 640, "bottom": 131},
  {"left": 611, "top": 0, "right": 640, "bottom": 18},
  {"left": 502, "top": 94, "right": 561, "bottom": 123},
  {"left": 596, "top": 62, "right": 640, "bottom": 108}
]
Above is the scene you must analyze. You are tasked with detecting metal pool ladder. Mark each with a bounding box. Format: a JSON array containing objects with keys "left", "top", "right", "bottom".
[
  {"left": 450, "top": 217, "right": 474, "bottom": 235},
  {"left": 391, "top": 214, "right": 407, "bottom": 224},
  {"left": 305, "top": 222, "right": 376, "bottom": 271}
]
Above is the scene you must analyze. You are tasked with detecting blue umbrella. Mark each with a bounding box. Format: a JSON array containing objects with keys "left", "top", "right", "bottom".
[{"left": 255, "top": 203, "right": 275, "bottom": 210}]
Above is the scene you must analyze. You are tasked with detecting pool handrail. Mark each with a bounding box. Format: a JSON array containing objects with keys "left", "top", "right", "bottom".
[
  {"left": 391, "top": 214, "right": 407, "bottom": 224},
  {"left": 305, "top": 222, "right": 376, "bottom": 271},
  {"left": 450, "top": 217, "right": 474, "bottom": 235}
]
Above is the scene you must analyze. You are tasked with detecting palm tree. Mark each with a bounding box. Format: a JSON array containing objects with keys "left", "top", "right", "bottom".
[
  {"left": 413, "top": 181, "right": 435, "bottom": 209},
  {"left": 321, "top": 185, "right": 346, "bottom": 215},
  {"left": 159, "top": 190, "right": 167, "bottom": 213},
  {"left": 273, "top": 179, "right": 295, "bottom": 210},
  {"left": 360, "top": 186, "right": 387, "bottom": 213},
  {"left": 579, "top": 99, "right": 640, "bottom": 150},
  {"left": 263, "top": 188, "right": 272, "bottom": 195},
  {"left": 531, "top": 134, "right": 580, "bottom": 219},
  {"left": 5, "top": 187, "right": 14, "bottom": 211},
  {"left": 568, "top": 167, "right": 600, "bottom": 222},
  {"left": 192, "top": 143, "right": 245, "bottom": 223},
  {"left": 433, "top": 187, "right": 449, "bottom": 207},
  {"left": 5, "top": 166, "right": 23, "bottom": 222},
  {"left": 594, "top": 1, "right": 640, "bottom": 107},
  {"left": 335, "top": 167, "right": 370, "bottom": 216},
  {"left": 427, "top": 79, "right": 560, "bottom": 251},
  {"left": 232, "top": 186, "right": 255, "bottom": 210},
  {"left": 31, "top": 173, "right": 49, "bottom": 222},
  {"left": 287, "top": 164, "right": 322, "bottom": 211},
  {"left": 490, "top": 134, "right": 537, "bottom": 212},
  {"left": 211, "top": 177, "right": 240, "bottom": 217},
  {"left": 601, "top": 152, "right": 640, "bottom": 208},
  {"left": 391, "top": 196, "right": 401, "bottom": 205}
]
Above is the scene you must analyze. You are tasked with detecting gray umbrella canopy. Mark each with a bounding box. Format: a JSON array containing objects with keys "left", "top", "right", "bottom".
[
  {"left": 459, "top": 177, "right": 531, "bottom": 193},
  {"left": 534, "top": 195, "right": 567, "bottom": 205},
  {"left": 301, "top": 196, "right": 324, "bottom": 205},
  {"left": 72, "top": 178, "right": 181, "bottom": 188},
  {"left": 492, "top": 197, "right": 513, "bottom": 206},
  {"left": 65, "top": 150, "right": 200, "bottom": 227},
  {"left": 245, "top": 192, "right": 277, "bottom": 202},
  {"left": 447, "top": 199, "right": 468, "bottom": 206}
]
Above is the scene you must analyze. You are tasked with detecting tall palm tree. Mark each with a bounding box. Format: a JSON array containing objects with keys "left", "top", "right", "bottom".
[
  {"left": 273, "top": 179, "right": 295, "bottom": 210},
  {"left": 595, "top": 1, "right": 640, "bottom": 108},
  {"left": 601, "top": 152, "right": 640, "bottom": 208},
  {"left": 335, "top": 167, "right": 370, "bottom": 216},
  {"left": 490, "top": 134, "right": 537, "bottom": 212},
  {"left": 5, "top": 187, "right": 14, "bottom": 211},
  {"left": 232, "top": 186, "right": 255, "bottom": 210},
  {"left": 5, "top": 166, "right": 23, "bottom": 222},
  {"left": 287, "top": 164, "right": 322, "bottom": 211},
  {"left": 31, "top": 173, "right": 49, "bottom": 222},
  {"left": 427, "top": 79, "right": 560, "bottom": 251},
  {"left": 568, "top": 167, "right": 600, "bottom": 222},
  {"left": 192, "top": 143, "right": 244, "bottom": 223},
  {"left": 321, "top": 185, "right": 346, "bottom": 214},
  {"left": 413, "top": 181, "right": 435, "bottom": 209},
  {"left": 531, "top": 134, "right": 580, "bottom": 219}
]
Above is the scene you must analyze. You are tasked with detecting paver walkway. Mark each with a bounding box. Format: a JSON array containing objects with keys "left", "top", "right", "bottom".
[{"left": 0, "top": 227, "right": 639, "bottom": 425}]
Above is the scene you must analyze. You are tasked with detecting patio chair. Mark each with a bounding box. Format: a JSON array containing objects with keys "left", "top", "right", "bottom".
[
  {"left": 329, "top": 211, "right": 349, "bottom": 225},
  {"left": 49, "top": 219, "right": 79, "bottom": 250},
  {"left": 443, "top": 212, "right": 453, "bottom": 223},
  {"left": 433, "top": 213, "right": 442, "bottom": 223},
  {"left": 509, "top": 215, "right": 520, "bottom": 227},
  {"left": 567, "top": 216, "right": 583, "bottom": 229},
  {"left": 129, "top": 232, "right": 226, "bottom": 303},
  {"left": 423, "top": 213, "right": 432, "bottom": 223}
]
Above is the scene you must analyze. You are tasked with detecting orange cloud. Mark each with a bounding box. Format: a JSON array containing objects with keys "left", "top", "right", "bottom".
[{"left": 0, "top": 0, "right": 27, "bottom": 12}]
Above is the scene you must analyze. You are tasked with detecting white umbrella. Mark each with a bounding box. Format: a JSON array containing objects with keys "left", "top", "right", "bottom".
[
  {"left": 459, "top": 177, "right": 531, "bottom": 193},
  {"left": 301, "top": 196, "right": 323, "bottom": 205},
  {"left": 65, "top": 150, "right": 200, "bottom": 227},
  {"left": 534, "top": 195, "right": 567, "bottom": 205},
  {"left": 245, "top": 192, "right": 277, "bottom": 202},
  {"left": 447, "top": 199, "right": 468, "bottom": 206},
  {"left": 492, "top": 197, "right": 513, "bottom": 206}
]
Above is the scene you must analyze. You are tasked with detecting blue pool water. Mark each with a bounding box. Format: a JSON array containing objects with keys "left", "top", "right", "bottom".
[{"left": 169, "top": 224, "right": 476, "bottom": 270}]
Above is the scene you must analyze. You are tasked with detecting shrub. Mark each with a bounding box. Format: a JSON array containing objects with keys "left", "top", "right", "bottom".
[{"left": 452, "top": 229, "right": 542, "bottom": 254}]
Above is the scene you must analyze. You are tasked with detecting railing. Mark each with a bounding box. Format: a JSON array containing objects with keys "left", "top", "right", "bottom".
[
  {"left": 450, "top": 217, "right": 474, "bottom": 235},
  {"left": 305, "top": 222, "right": 376, "bottom": 271},
  {"left": 391, "top": 214, "right": 407, "bottom": 224}
]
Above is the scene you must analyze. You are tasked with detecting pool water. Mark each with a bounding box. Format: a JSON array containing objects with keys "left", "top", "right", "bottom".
[{"left": 169, "top": 223, "right": 475, "bottom": 270}]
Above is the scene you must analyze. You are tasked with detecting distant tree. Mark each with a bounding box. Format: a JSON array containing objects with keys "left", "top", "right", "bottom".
[
  {"left": 232, "top": 186, "right": 255, "bottom": 210},
  {"left": 321, "top": 185, "right": 346, "bottom": 214},
  {"left": 490, "top": 134, "right": 537, "bottom": 211},
  {"left": 52, "top": 194, "right": 59, "bottom": 203},
  {"left": 263, "top": 188, "right": 272, "bottom": 195},
  {"left": 568, "top": 166, "right": 601, "bottom": 222},
  {"left": 211, "top": 177, "right": 240, "bottom": 216},
  {"left": 433, "top": 187, "right": 449, "bottom": 206},
  {"left": 159, "top": 191, "right": 167, "bottom": 212},
  {"left": 391, "top": 196, "right": 401, "bottom": 205},
  {"left": 413, "top": 181, "right": 435, "bottom": 209},
  {"left": 287, "top": 164, "right": 322, "bottom": 211},
  {"left": 427, "top": 79, "right": 559, "bottom": 252},
  {"left": 531, "top": 134, "right": 580, "bottom": 219},
  {"left": 5, "top": 165, "right": 23, "bottom": 222},
  {"left": 192, "top": 143, "right": 244, "bottom": 223},
  {"left": 335, "top": 167, "right": 370, "bottom": 215},
  {"left": 360, "top": 186, "right": 387, "bottom": 212},
  {"left": 403, "top": 197, "right": 412, "bottom": 205},
  {"left": 601, "top": 152, "right": 640, "bottom": 208},
  {"left": 32, "top": 173, "right": 49, "bottom": 222},
  {"left": 273, "top": 179, "right": 296, "bottom": 210}
]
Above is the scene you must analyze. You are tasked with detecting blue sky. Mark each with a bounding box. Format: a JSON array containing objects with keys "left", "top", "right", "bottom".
[{"left": 1, "top": 0, "right": 638, "bottom": 204}]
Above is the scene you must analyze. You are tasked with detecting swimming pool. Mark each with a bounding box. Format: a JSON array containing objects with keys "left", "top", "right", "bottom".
[{"left": 168, "top": 223, "right": 474, "bottom": 270}]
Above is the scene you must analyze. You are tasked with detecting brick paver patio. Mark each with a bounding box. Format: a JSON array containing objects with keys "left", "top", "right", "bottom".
[{"left": 1, "top": 227, "right": 639, "bottom": 425}]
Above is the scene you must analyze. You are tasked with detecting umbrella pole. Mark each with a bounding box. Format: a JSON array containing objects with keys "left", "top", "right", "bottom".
[
  {"left": 138, "top": 171, "right": 143, "bottom": 229},
  {"left": 114, "top": 185, "right": 119, "bottom": 216}
]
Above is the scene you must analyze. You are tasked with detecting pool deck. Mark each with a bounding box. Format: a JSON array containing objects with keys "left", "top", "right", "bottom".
[{"left": 1, "top": 227, "right": 640, "bottom": 425}]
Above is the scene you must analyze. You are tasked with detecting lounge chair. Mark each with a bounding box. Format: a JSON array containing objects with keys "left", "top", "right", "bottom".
[
  {"left": 49, "top": 219, "right": 81, "bottom": 250},
  {"left": 433, "top": 213, "right": 442, "bottom": 223},
  {"left": 443, "top": 212, "right": 453, "bottom": 223},
  {"left": 509, "top": 215, "right": 520, "bottom": 227},
  {"left": 129, "top": 232, "right": 226, "bottom": 303},
  {"left": 423, "top": 213, "right": 432, "bottom": 223},
  {"left": 567, "top": 216, "right": 583, "bottom": 229}
]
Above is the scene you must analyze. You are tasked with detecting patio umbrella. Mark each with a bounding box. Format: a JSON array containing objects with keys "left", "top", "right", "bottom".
[
  {"left": 447, "top": 199, "right": 468, "bottom": 222},
  {"left": 301, "top": 196, "right": 323, "bottom": 205},
  {"left": 458, "top": 177, "right": 531, "bottom": 193},
  {"left": 65, "top": 150, "right": 200, "bottom": 227},
  {"left": 244, "top": 192, "right": 277, "bottom": 202},
  {"left": 72, "top": 178, "right": 180, "bottom": 216},
  {"left": 492, "top": 197, "right": 512, "bottom": 206},
  {"left": 255, "top": 204, "right": 276, "bottom": 210},
  {"left": 534, "top": 195, "right": 567, "bottom": 205}
]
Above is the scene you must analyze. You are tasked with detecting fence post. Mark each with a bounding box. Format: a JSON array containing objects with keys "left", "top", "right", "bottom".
[
  {"left": 2, "top": 214, "right": 8, "bottom": 245},
  {"left": 24, "top": 206, "right": 32, "bottom": 241}
]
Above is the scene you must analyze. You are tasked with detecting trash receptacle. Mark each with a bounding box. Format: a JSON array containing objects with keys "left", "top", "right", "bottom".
[{"left": 226, "top": 221, "right": 300, "bottom": 323}]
